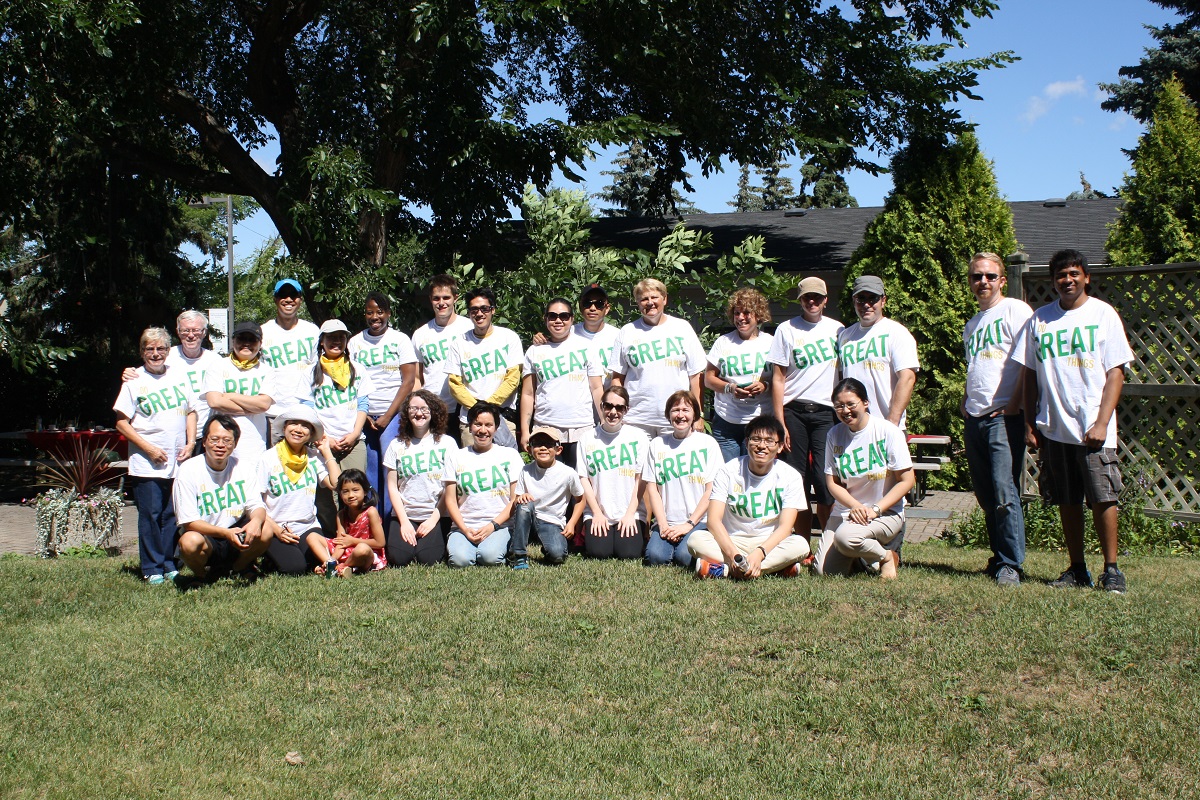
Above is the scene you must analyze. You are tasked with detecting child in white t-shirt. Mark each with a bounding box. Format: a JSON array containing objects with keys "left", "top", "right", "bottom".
[{"left": 508, "top": 427, "right": 585, "bottom": 569}]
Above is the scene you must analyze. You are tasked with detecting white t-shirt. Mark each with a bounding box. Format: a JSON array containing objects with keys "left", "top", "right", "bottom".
[
  {"left": 707, "top": 330, "right": 775, "bottom": 423},
  {"left": 838, "top": 317, "right": 920, "bottom": 429},
  {"left": 610, "top": 315, "right": 707, "bottom": 429},
  {"left": 575, "top": 322, "right": 620, "bottom": 386},
  {"left": 446, "top": 326, "right": 524, "bottom": 421},
  {"left": 711, "top": 457, "right": 808, "bottom": 538},
  {"left": 173, "top": 453, "right": 263, "bottom": 528},
  {"left": 824, "top": 415, "right": 913, "bottom": 516},
  {"left": 642, "top": 432, "right": 723, "bottom": 526},
  {"left": 517, "top": 461, "right": 584, "bottom": 528},
  {"left": 412, "top": 316, "right": 473, "bottom": 410},
  {"left": 1013, "top": 296, "right": 1133, "bottom": 448},
  {"left": 202, "top": 358, "right": 278, "bottom": 459},
  {"left": 448, "top": 444, "right": 523, "bottom": 529},
  {"left": 260, "top": 319, "right": 320, "bottom": 414},
  {"left": 306, "top": 369, "right": 373, "bottom": 441},
  {"left": 256, "top": 444, "right": 328, "bottom": 530},
  {"left": 165, "top": 346, "right": 222, "bottom": 429},
  {"left": 964, "top": 297, "right": 1035, "bottom": 417},
  {"left": 523, "top": 333, "right": 597, "bottom": 430},
  {"left": 767, "top": 315, "right": 844, "bottom": 407},
  {"left": 113, "top": 365, "right": 196, "bottom": 478},
  {"left": 576, "top": 424, "right": 651, "bottom": 521},
  {"left": 384, "top": 433, "right": 458, "bottom": 521},
  {"left": 349, "top": 328, "right": 419, "bottom": 416}
]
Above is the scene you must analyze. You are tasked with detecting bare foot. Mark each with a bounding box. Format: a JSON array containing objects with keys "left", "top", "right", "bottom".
[{"left": 879, "top": 551, "right": 898, "bottom": 581}]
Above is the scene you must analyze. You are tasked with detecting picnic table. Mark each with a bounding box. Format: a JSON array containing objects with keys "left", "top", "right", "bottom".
[{"left": 906, "top": 434, "right": 950, "bottom": 506}]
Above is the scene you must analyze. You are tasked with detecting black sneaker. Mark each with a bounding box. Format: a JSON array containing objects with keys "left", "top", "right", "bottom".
[
  {"left": 1097, "top": 565, "right": 1127, "bottom": 594},
  {"left": 1050, "top": 565, "right": 1093, "bottom": 589}
]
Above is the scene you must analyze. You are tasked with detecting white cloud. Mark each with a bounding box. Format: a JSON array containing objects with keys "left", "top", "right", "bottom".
[{"left": 1021, "top": 76, "right": 1088, "bottom": 125}]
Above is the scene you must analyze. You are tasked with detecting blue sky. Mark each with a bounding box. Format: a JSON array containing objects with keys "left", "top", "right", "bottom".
[{"left": 227, "top": 0, "right": 1181, "bottom": 257}]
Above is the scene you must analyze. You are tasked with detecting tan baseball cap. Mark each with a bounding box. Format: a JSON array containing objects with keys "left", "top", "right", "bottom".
[{"left": 797, "top": 277, "right": 828, "bottom": 297}]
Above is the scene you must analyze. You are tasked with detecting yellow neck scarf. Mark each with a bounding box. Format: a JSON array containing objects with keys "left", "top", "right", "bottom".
[
  {"left": 275, "top": 440, "right": 309, "bottom": 484},
  {"left": 321, "top": 355, "right": 351, "bottom": 389},
  {"left": 230, "top": 353, "right": 259, "bottom": 371}
]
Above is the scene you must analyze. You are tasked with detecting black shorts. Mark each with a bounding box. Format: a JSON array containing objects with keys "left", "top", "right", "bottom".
[{"left": 1038, "top": 438, "right": 1122, "bottom": 505}]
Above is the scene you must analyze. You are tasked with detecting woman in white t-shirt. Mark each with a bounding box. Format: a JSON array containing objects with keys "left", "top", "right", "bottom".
[
  {"left": 384, "top": 389, "right": 456, "bottom": 566},
  {"left": 704, "top": 287, "right": 774, "bottom": 463},
  {"left": 113, "top": 327, "right": 198, "bottom": 583},
  {"left": 577, "top": 385, "right": 651, "bottom": 560},
  {"left": 643, "top": 390, "right": 723, "bottom": 569},
  {"left": 444, "top": 402, "right": 523, "bottom": 567},
  {"left": 815, "top": 378, "right": 915, "bottom": 580}
]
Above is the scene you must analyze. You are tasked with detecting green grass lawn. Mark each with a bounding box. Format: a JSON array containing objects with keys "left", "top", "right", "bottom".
[{"left": 3, "top": 543, "right": 1198, "bottom": 799}]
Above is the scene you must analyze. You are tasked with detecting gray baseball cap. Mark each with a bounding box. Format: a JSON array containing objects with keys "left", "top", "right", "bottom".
[{"left": 851, "top": 275, "right": 886, "bottom": 297}]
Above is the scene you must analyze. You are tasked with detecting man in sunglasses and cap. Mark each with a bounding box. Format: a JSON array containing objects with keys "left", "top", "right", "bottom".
[{"left": 837, "top": 275, "right": 919, "bottom": 430}]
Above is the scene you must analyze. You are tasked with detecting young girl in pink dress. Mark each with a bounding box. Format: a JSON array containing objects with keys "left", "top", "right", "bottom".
[{"left": 309, "top": 469, "right": 387, "bottom": 577}]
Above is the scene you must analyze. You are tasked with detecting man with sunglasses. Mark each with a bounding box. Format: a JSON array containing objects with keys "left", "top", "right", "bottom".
[
  {"left": 962, "top": 252, "right": 1034, "bottom": 587},
  {"left": 837, "top": 275, "right": 919, "bottom": 429},
  {"left": 446, "top": 287, "right": 523, "bottom": 447},
  {"left": 575, "top": 284, "right": 620, "bottom": 387}
]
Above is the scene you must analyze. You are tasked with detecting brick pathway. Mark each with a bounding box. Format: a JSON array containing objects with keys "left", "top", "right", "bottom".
[{"left": 0, "top": 492, "right": 980, "bottom": 556}]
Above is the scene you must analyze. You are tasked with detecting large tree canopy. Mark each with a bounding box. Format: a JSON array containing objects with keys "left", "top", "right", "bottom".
[{"left": 1, "top": 0, "right": 1009, "bottom": 321}]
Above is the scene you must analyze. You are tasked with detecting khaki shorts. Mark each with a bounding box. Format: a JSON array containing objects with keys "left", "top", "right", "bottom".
[{"left": 1038, "top": 438, "right": 1122, "bottom": 505}]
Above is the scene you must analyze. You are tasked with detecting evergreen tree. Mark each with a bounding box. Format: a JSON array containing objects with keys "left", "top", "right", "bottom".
[
  {"left": 1101, "top": 1, "right": 1200, "bottom": 121},
  {"left": 595, "top": 142, "right": 701, "bottom": 217},
  {"left": 843, "top": 131, "right": 1017, "bottom": 487},
  {"left": 728, "top": 165, "right": 764, "bottom": 213},
  {"left": 1107, "top": 76, "right": 1200, "bottom": 265},
  {"left": 756, "top": 162, "right": 799, "bottom": 211},
  {"left": 797, "top": 161, "right": 859, "bottom": 209}
]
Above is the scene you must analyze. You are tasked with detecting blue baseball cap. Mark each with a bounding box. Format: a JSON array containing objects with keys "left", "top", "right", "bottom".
[{"left": 273, "top": 278, "right": 304, "bottom": 296}]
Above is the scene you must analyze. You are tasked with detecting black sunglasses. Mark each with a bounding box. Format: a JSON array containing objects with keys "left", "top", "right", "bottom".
[{"left": 545, "top": 311, "right": 573, "bottom": 322}]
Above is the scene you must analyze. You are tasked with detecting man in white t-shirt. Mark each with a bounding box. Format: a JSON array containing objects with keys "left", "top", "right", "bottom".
[
  {"left": 1013, "top": 249, "right": 1134, "bottom": 593},
  {"left": 769, "top": 276, "right": 844, "bottom": 536},
  {"left": 962, "top": 252, "right": 1034, "bottom": 587},
  {"left": 576, "top": 284, "right": 620, "bottom": 388},
  {"left": 447, "top": 287, "right": 523, "bottom": 448},
  {"left": 259, "top": 278, "right": 320, "bottom": 417},
  {"left": 838, "top": 275, "right": 919, "bottom": 429},
  {"left": 412, "top": 274, "right": 473, "bottom": 444}
]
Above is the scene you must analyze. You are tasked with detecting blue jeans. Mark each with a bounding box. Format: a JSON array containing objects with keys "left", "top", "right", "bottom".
[
  {"left": 132, "top": 476, "right": 177, "bottom": 578},
  {"left": 963, "top": 412, "right": 1026, "bottom": 571},
  {"left": 364, "top": 413, "right": 401, "bottom": 522},
  {"left": 509, "top": 503, "right": 568, "bottom": 564},
  {"left": 645, "top": 524, "right": 699, "bottom": 568},
  {"left": 447, "top": 527, "right": 511, "bottom": 567},
  {"left": 709, "top": 415, "right": 746, "bottom": 464}
]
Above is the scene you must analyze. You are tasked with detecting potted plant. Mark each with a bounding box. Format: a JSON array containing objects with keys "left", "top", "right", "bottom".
[{"left": 32, "top": 439, "right": 124, "bottom": 557}]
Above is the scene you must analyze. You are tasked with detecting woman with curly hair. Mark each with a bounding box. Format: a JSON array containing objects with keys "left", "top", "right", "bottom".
[
  {"left": 383, "top": 389, "right": 456, "bottom": 565},
  {"left": 704, "top": 287, "right": 774, "bottom": 463}
]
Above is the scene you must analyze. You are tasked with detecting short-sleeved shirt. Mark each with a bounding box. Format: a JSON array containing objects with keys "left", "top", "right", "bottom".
[
  {"left": 837, "top": 318, "right": 920, "bottom": 429},
  {"left": 710, "top": 457, "right": 807, "bottom": 538},
  {"left": 256, "top": 444, "right": 328, "bottom": 531},
  {"left": 306, "top": 369, "right": 373, "bottom": 442},
  {"left": 349, "top": 328, "right": 419, "bottom": 416},
  {"left": 202, "top": 358, "right": 278, "bottom": 459},
  {"left": 517, "top": 461, "right": 584, "bottom": 528},
  {"left": 824, "top": 415, "right": 913, "bottom": 516},
  {"left": 165, "top": 346, "right": 222, "bottom": 430},
  {"left": 113, "top": 365, "right": 196, "bottom": 478},
  {"left": 1012, "top": 297, "right": 1133, "bottom": 448},
  {"left": 412, "top": 316, "right": 473, "bottom": 411},
  {"left": 963, "top": 297, "right": 1034, "bottom": 417},
  {"left": 524, "top": 333, "right": 597, "bottom": 430},
  {"left": 448, "top": 444, "right": 524, "bottom": 529},
  {"left": 575, "top": 322, "right": 620, "bottom": 386},
  {"left": 610, "top": 316, "right": 707, "bottom": 429},
  {"left": 576, "top": 424, "right": 651, "bottom": 521},
  {"left": 173, "top": 454, "right": 263, "bottom": 528},
  {"left": 260, "top": 319, "right": 320, "bottom": 415},
  {"left": 767, "top": 315, "right": 844, "bottom": 408},
  {"left": 384, "top": 433, "right": 457, "bottom": 521},
  {"left": 446, "top": 326, "right": 524, "bottom": 421},
  {"left": 707, "top": 331, "right": 775, "bottom": 423},
  {"left": 642, "top": 431, "right": 724, "bottom": 526}
]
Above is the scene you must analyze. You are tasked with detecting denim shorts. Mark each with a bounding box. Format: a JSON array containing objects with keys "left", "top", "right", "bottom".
[{"left": 1038, "top": 438, "right": 1122, "bottom": 505}]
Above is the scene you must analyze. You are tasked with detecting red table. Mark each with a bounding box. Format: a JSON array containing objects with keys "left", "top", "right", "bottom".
[{"left": 25, "top": 430, "right": 129, "bottom": 459}]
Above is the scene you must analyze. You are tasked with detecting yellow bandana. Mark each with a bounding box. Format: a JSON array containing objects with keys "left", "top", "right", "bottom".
[
  {"left": 230, "top": 353, "right": 259, "bottom": 371},
  {"left": 275, "top": 440, "right": 309, "bottom": 484},
  {"left": 321, "top": 355, "right": 351, "bottom": 389}
]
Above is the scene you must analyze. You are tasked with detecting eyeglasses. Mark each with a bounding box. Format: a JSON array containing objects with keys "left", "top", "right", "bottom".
[
  {"left": 800, "top": 294, "right": 826, "bottom": 302},
  {"left": 545, "top": 311, "right": 573, "bottom": 322},
  {"left": 732, "top": 309, "right": 755, "bottom": 318},
  {"left": 854, "top": 294, "right": 883, "bottom": 305},
  {"left": 747, "top": 436, "right": 779, "bottom": 446},
  {"left": 143, "top": 346, "right": 170, "bottom": 353},
  {"left": 601, "top": 401, "right": 627, "bottom": 413},
  {"left": 205, "top": 436, "right": 236, "bottom": 446},
  {"left": 232, "top": 336, "right": 259, "bottom": 345},
  {"left": 468, "top": 305, "right": 494, "bottom": 315},
  {"left": 833, "top": 402, "right": 862, "bottom": 412},
  {"left": 581, "top": 299, "right": 607, "bottom": 310},
  {"left": 969, "top": 272, "right": 1001, "bottom": 282},
  {"left": 178, "top": 328, "right": 206, "bottom": 336},
  {"left": 407, "top": 405, "right": 430, "bottom": 416}
]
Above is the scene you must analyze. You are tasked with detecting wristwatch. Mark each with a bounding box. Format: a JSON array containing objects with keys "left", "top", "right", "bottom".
[{"left": 870, "top": 503, "right": 881, "bottom": 516}]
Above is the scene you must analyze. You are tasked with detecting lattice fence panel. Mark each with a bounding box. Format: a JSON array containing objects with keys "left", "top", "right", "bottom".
[{"left": 1021, "top": 264, "right": 1200, "bottom": 517}]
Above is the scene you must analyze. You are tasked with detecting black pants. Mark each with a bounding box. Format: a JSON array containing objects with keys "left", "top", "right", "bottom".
[
  {"left": 264, "top": 529, "right": 323, "bottom": 575},
  {"left": 782, "top": 401, "right": 837, "bottom": 506},
  {"left": 385, "top": 517, "right": 448, "bottom": 566},
  {"left": 584, "top": 520, "right": 647, "bottom": 560}
]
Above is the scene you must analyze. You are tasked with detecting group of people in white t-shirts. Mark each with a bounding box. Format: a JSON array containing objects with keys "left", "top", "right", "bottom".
[{"left": 114, "top": 254, "right": 1134, "bottom": 589}]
